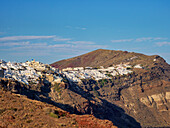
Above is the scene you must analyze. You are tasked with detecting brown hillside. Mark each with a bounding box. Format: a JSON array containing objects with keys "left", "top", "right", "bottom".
[
  {"left": 51, "top": 49, "right": 165, "bottom": 69},
  {"left": 0, "top": 89, "right": 115, "bottom": 128}
]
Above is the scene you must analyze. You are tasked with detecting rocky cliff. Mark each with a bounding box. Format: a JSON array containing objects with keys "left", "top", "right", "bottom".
[
  {"left": 0, "top": 79, "right": 116, "bottom": 128},
  {"left": 0, "top": 49, "right": 170, "bottom": 127},
  {"left": 50, "top": 49, "right": 170, "bottom": 127}
]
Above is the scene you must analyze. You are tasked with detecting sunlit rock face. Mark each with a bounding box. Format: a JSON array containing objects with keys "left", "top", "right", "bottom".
[
  {"left": 120, "top": 80, "right": 170, "bottom": 127},
  {"left": 140, "top": 92, "right": 169, "bottom": 111}
]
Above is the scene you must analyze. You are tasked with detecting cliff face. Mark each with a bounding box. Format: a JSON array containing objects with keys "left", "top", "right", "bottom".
[
  {"left": 1, "top": 49, "right": 170, "bottom": 127},
  {"left": 50, "top": 49, "right": 170, "bottom": 127},
  {"left": 120, "top": 80, "right": 170, "bottom": 127},
  {"left": 50, "top": 70, "right": 169, "bottom": 127}
]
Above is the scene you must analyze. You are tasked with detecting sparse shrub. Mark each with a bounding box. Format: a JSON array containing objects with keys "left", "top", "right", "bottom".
[
  {"left": 99, "top": 79, "right": 108, "bottom": 87},
  {"left": 106, "top": 73, "right": 113, "bottom": 77},
  {"left": 58, "top": 123, "right": 66, "bottom": 126},
  {"left": 29, "top": 109, "right": 33, "bottom": 112},
  {"left": 49, "top": 112, "right": 59, "bottom": 118},
  {"left": 54, "top": 83, "right": 61, "bottom": 95},
  {"left": 71, "top": 120, "right": 76, "bottom": 124},
  {"left": 61, "top": 113, "right": 66, "bottom": 117}
]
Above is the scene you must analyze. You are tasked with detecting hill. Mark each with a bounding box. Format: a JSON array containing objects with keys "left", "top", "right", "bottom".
[
  {"left": 50, "top": 49, "right": 170, "bottom": 127},
  {"left": 51, "top": 49, "right": 167, "bottom": 70}
]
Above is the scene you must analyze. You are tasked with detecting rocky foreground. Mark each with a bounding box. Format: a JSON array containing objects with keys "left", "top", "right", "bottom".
[{"left": 0, "top": 88, "right": 116, "bottom": 128}]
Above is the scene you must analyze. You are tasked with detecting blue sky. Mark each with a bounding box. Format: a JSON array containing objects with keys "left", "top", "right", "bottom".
[{"left": 0, "top": 0, "right": 170, "bottom": 64}]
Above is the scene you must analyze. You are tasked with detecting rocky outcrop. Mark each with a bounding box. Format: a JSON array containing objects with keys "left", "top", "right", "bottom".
[
  {"left": 140, "top": 92, "right": 169, "bottom": 110},
  {"left": 120, "top": 80, "right": 170, "bottom": 127}
]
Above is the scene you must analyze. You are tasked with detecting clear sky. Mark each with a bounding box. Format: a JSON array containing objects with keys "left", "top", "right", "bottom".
[{"left": 0, "top": 0, "right": 170, "bottom": 64}]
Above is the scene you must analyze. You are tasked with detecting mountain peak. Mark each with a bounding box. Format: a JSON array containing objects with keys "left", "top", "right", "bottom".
[{"left": 51, "top": 49, "right": 167, "bottom": 70}]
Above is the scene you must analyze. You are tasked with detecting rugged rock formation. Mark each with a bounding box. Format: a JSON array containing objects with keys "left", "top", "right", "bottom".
[
  {"left": 50, "top": 49, "right": 170, "bottom": 127},
  {"left": 120, "top": 80, "right": 170, "bottom": 127},
  {"left": 0, "top": 82, "right": 116, "bottom": 128},
  {"left": 0, "top": 77, "right": 141, "bottom": 128},
  {"left": 1, "top": 49, "right": 170, "bottom": 127}
]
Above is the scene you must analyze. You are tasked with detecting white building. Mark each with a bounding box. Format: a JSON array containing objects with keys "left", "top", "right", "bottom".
[{"left": 134, "top": 64, "right": 143, "bottom": 69}]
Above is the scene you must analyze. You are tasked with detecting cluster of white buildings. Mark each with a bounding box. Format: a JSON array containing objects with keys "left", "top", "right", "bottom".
[
  {"left": 63, "top": 69, "right": 110, "bottom": 82},
  {"left": 62, "top": 64, "right": 135, "bottom": 82},
  {"left": 0, "top": 59, "right": 62, "bottom": 85},
  {"left": 0, "top": 60, "right": 39, "bottom": 85},
  {"left": 0, "top": 59, "right": 144, "bottom": 84}
]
